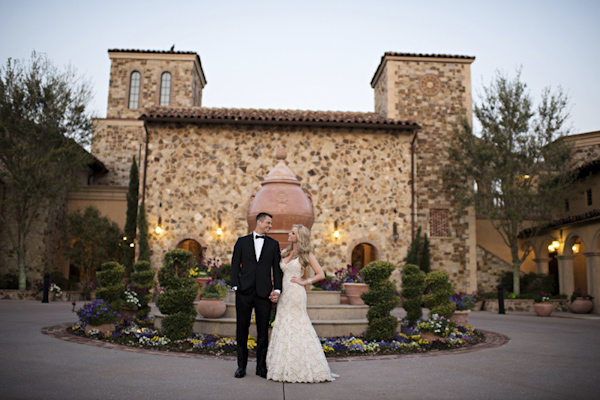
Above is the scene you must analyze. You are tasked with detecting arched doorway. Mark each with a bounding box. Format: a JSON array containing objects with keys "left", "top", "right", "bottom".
[
  {"left": 351, "top": 243, "right": 377, "bottom": 270},
  {"left": 176, "top": 239, "right": 203, "bottom": 265}
]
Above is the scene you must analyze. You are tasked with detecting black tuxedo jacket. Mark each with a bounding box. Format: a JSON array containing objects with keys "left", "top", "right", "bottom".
[{"left": 230, "top": 234, "right": 282, "bottom": 299}]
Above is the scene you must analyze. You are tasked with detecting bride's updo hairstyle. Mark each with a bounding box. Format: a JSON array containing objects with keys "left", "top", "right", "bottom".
[{"left": 281, "top": 224, "right": 312, "bottom": 270}]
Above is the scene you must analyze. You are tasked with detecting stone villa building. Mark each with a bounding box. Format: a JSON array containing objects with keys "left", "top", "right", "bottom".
[{"left": 2, "top": 48, "right": 599, "bottom": 310}]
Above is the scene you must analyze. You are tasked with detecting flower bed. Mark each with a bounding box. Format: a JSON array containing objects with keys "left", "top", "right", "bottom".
[{"left": 69, "top": 317, "right": 485, "bottom": 357}]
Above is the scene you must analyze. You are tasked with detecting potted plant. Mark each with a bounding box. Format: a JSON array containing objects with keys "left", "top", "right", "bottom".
[
  {"left": 533, "top": 292, "right": 553, "bottom": 317},
  {"left": 189, "top": 257, "right": 222, "bottom": 299},
  {"left": 76, "top": 299, "right": 120, "bottom": 336},
  {"left": 120, "top": 290, "right": 141, "bottom": 320},
  {"left": 50, "top": 283, "right": 62, "bottom": 301},
  {"left": 339, "top": 264, "right": 368, "bottom": 305},
  {"left": 449, "top": 292, "right": 476, "bottom": 326},
  {"left": 569, "top": 288, "right": 594, "bottom": 314},
  {"left": 417, "top": 313, "right": 455, "bottom": 342},
  {"left": 197, "top": 279, "right": 229, "bottom": 318}
]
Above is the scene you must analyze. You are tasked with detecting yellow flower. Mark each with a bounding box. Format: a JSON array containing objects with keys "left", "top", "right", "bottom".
[{"left": 322, "top": 346, "right": 334, "bottom": 353}]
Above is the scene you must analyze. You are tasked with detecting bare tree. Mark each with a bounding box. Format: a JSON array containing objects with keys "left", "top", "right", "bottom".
[{"left": 0, "top": 51, "right": 94, "bottom": 289}]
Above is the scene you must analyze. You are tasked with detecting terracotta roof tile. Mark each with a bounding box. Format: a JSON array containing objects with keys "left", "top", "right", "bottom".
[
  {"left": 382, "top": 51, "right": 475, "bottom": 60},
  {"left": 140, "top": 107, "right": 420, "bottom": 130},
  {"left": 371, "top": 52, "right": 475, "bottom": 87},
  {"left": 108, "top": 48, "right": 198, "bottom": 55}
]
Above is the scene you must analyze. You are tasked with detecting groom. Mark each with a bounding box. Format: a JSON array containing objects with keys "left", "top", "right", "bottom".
[{"left": 230, "top": 212, "right": 282, "bottom": 378}]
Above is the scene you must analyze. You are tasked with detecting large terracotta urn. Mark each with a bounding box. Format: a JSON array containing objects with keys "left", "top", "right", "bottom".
[{"left": 247, "top": 146, "right": 314, "bottom": 249}]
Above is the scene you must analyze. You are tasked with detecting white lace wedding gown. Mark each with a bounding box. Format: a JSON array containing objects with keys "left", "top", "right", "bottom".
[{"left": 266, "top": 258, "right": 335, "bottom": 383}]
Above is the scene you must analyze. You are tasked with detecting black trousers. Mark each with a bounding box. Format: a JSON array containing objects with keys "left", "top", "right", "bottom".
[{"left": 235, "top": 289, "right": 272, "bottom": 370}]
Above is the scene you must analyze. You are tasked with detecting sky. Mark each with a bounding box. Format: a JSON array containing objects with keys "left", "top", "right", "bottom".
[{"left": 1, "top": 0, "right": 599, "bottom": 134}]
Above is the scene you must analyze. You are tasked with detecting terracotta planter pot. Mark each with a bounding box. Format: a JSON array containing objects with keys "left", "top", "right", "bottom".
[
  {"left": 450, "top": 310, "right": 471, "bottom": 327},
  {"left": 534, "top": 302, "right": 553, "bottom": 317},
  {"left": 343, "top": 283, "right": 369, "bottom": 305},
  {"left": 84, "top": 323, "right": 115, "bottom": 336},
  {"left": 340, "top": 294, "right": 350, "bottom": 305},
  {"left": 197, "top": 297, "right": 226, "bottom": 318},
  {"left": 120, "top": 306, "right": 137, "bottom": 320},
  {"left": 569, "top": 298, "right": 593, "bottom": 314},
  {"left": 420, "top": 332, "right": 446, "bottom": 342}
]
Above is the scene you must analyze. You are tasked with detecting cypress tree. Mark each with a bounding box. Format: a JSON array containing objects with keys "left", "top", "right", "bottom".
[
  {"left": 137, "top": 203, "right": 150, "bottom": 262},
  {"left": 123, "top": 156, "right": 139, "bottom": 274}
]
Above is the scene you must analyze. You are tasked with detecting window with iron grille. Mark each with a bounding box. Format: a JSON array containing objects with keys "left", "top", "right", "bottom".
[{"left": 430, "top": 209, "right": 450, "bottom": 237}]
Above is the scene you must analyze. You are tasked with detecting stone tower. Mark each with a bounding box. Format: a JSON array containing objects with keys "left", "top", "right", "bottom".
[
  {"left": 93, "top": 49, "right": 207, "bottom": 186},
  {"left": 371, "top": 52, "right": 478, "bottom": 292}
]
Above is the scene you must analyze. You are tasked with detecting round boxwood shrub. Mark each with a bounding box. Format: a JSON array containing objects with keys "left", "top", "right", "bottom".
[
  {"left": 157, "top": 249, "right": 197, "bottom": 340},
  {"left": 130, "top": 260, "right": 155, "bottom": 319},
  {"left": 96, "top": 261, "right": 126, "bottom": 309},
  {"left": 423, "top": 270, "right": 456, "bottom": 318},
  {"left": 360, "top": 261, "right": 399, "bottom": 341},
  {"left": 401, "top": 264, "right": 426, "bottom": 323}
]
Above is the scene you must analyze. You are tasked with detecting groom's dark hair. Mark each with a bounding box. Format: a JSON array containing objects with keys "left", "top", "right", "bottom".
[{"left": 256, "top": 212, "right": 273, "bottom": 223}]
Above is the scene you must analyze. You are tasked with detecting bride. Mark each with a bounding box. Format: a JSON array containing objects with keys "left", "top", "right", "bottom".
[{"left": 266, "top": 224, "right": 336, "bottom": 383}]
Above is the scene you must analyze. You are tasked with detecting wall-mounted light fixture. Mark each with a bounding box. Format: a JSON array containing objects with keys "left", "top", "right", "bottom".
[
  {"left": 216, "top": 215, "right": 223, "bottom": 237},
  {"left": 333, "top": 220, "right": 340, "bottom": 240},
  {"left": 155, "top": 215, "right": 163, "bottom": 234},
  {"left": 155, "top": 202, "right": 163, "bottom": 234},
  {"left": 548, "top": 240, "right": 560, "bottom": 252},
  {"left": 572, "top": 243, "right": 580, "bottom": 254}
]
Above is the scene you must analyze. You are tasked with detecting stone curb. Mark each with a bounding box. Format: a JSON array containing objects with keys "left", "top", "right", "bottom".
[{"left": 41, "top": 323, "right": 510, "bottom": 362}]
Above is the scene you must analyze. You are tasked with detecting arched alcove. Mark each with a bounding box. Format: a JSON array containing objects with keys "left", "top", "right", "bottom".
[
  {"left": 176, "top": 239, "right": 204, "bottom": 264},
  {"left": 350, "top": 242, "right": 378, "bottom": 270}
]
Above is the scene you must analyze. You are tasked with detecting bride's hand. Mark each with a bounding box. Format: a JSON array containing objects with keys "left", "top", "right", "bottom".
[{"left": 290, "top": 276, "right": 305, "bottom": 286}]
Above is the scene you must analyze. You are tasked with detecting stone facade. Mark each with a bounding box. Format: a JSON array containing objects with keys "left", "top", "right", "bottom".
[
  {"left": 476, "top": 245, "right": 512, "bottom": 293},
  {"left": 140, "top": 122, "right": 415, "bottom": 280},
  {"left": 371, "top": 53, "right": 477, "bottom": 292}
]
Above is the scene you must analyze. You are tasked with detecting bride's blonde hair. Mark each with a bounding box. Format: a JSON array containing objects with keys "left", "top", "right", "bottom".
[{"left": 281, "top": 224, "right": 312, "bottom": 270}]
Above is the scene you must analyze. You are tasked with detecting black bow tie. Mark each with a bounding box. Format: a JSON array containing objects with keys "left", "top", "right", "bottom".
[{"left": 255, "top": 235, "right": 265, "bottom": 239}]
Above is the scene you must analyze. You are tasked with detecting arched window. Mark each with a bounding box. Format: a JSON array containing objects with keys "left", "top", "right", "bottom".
[
  {"left": 159, "top": 72, "right": 171, "bottom": 106},
  {"left": 128, "top": 71, "right": 141, "bottom": 109}
]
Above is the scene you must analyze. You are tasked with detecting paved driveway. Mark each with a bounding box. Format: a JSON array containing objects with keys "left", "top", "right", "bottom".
[{"left": 1, "top": 300, "right": 599, "bottom": 400}]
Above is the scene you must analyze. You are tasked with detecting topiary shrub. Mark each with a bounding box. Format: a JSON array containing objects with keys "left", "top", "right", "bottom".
[
  {"left": 401, "top": 264, "right": 426, "bottom": 323},
  {"left": 360, "top": 261, "right": 400, "bottom": 341},
  {"left": 130, "top": 260, "right": 155, "bottom": 319},
  {"left": 423, "top": 270, "right": 456, "bottom": 318},
  {"left": 156, "top": 249, "right": 197, "bottom": 340},
  {"left": 96, "top": 261, "right": 126, "bottom": 310}
]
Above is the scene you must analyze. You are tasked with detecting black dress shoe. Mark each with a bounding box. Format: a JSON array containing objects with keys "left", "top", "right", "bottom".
[
  {"left": 256, "top": 368, "right": 267, "bottom": 378},
  {"left": 234, "top": 367, "right": 246, "bottom": 378}
]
